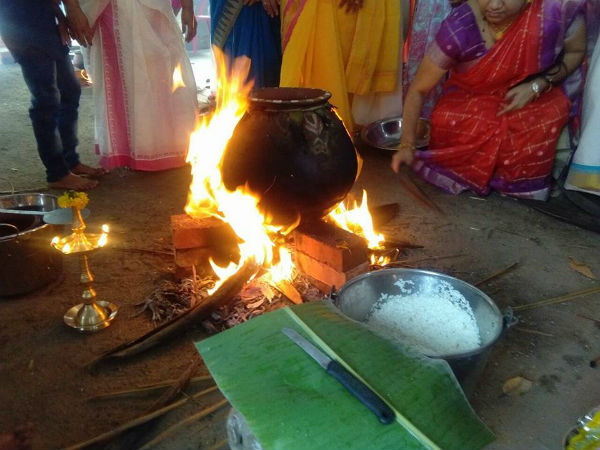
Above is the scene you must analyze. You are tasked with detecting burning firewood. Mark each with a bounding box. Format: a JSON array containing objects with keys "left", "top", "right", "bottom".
[{"left": 87, "top": 260, "right": 259, "bottom": 366}]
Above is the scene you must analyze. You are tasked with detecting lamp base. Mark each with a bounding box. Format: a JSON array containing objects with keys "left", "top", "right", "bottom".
[{"left": 64, "top": 300, "right": 118, "bottom": 332}]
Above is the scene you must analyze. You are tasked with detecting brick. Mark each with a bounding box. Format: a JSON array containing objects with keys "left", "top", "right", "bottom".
[
  {"left": 171, "top": 214, "right": 238, "bottom": 250},
  {"left": 293, "top": 220, "right": 368, "bottom": 272},
  {"left": 174, "top": 245, "right": 240, "bottom": 280},
  {"left": 294, "top": 250, "right": 370, "bottom": 293}
]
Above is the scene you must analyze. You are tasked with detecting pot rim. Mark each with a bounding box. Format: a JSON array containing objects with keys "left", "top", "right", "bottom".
[
  {"left": 334, "top": 268, "right": 505, "bottom": 360},
  {"left": 249, "top": 87, "right": 332, "bottom": 109},
  {"left": 0, "top": 218, "right": 51, "bottom": 242}
]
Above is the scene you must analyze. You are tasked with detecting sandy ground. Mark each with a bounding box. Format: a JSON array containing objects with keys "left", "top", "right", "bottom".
[{"left": 1, "top": 59, "right": 600, "bottom": 450}]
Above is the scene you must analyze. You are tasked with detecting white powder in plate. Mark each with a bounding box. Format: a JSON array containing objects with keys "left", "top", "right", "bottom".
[{"left": 365, "top": 279, "right": 481, "bottom": 356}]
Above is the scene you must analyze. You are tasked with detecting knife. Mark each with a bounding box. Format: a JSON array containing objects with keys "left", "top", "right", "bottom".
[{"left": 282, "top": 327, "right": 395, "bottom": 425}]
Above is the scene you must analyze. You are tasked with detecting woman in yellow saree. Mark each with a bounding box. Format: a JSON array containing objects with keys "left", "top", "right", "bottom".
[{"left": 280, "top": 0, "right": 401, "bottom": 131}]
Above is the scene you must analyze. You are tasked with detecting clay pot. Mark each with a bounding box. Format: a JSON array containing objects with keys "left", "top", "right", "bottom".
[{"left": 221, "top": 87, "right": 358, "bottom": 224}]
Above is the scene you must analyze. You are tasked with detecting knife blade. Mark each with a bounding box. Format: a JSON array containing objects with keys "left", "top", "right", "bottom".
[{"left": 282, "top": 327, "right": 395, "bottom": 425}]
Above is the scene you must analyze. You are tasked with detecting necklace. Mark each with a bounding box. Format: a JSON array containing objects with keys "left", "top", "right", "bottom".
[{"left": 482, "top": 18, "right": 514, "bottom": 40}]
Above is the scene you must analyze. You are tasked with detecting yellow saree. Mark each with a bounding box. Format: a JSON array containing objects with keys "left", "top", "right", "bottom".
[{"left": 280, "top": 0, "right": 401, "bottom": 130}]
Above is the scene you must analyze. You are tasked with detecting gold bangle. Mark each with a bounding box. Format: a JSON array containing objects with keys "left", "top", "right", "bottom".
[{"left": 397, "top": 143, "right": 416, "bottom": 152}]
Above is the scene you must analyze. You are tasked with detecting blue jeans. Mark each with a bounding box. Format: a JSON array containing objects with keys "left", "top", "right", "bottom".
[{"left": 11, "top": 46, "right": 81, "bottom": 182}]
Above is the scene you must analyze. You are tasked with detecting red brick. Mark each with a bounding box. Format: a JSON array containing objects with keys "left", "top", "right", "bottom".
[
  {"left": 294, "top": 250, "right": 369, "bottom": 293},
  {"left": 171, "top": 214, "right": 238, "bottom": 250},
  {"left": 174, "top": 245, "right": 240, "bottom": 280},
  {"left": 293, "top": 220, "right": 368, "bottom": 272}
]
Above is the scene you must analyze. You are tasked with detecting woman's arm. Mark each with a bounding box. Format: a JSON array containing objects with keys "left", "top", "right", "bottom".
[
  {"left": 62, "top": 0, "right": 93, "bottom": 47},
  {"left": 391, "top": 55, "right": 447, "bottom": 172},
  {"left": 498, "top": 16, "right": 586, "bottom": 115},
  {"left": 543, "top": 15, "right": 587, "bottom": 85},
  {"left": 180, "top": 0, "right": 197, "bottom": 42}
]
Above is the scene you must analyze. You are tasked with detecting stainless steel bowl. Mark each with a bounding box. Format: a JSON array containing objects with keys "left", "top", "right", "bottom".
[
  {"left": 360, "top": 117, "right": 430, "bottom": 151},
  {"left": 332, "top": 268, "right": 510, "bottom": 394},
  {"left": 0, "top": 193, "right": 58, "bottom": 214}
]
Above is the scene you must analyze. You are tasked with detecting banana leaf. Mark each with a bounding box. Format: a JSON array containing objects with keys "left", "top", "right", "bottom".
[{"left": 196, "top": 301, "right": 494, "bottom": 450}]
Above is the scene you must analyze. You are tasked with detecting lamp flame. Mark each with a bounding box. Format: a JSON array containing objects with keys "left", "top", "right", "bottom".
[{"left": 172, "top": 63, "right": 186, "bottom": 92}]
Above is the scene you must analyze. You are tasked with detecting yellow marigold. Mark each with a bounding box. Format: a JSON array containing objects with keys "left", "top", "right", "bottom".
[{"left": 57, "top": 191, "right": 89, "bottom": 209}]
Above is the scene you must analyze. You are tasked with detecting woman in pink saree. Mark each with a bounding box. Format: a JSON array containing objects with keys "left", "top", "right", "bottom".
[{"left": 81, "top": 0, "right": 198, "bottom": 171}]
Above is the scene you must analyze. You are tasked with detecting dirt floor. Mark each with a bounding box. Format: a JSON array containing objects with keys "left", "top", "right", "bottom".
[{"left": 1, "top": 59, "right": 600, "bottom": 450}]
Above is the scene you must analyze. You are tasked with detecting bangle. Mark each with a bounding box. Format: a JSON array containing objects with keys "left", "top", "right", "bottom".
[{"left": 397, "top": 143, "right": 416, "bottom": 152}]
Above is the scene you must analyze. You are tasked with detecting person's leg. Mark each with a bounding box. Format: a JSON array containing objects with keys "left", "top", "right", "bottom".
[
  {"left": 55, "top": 47, "right": 82, "bottom": 170},
  {"left": 11, "top": 47, "right": 98, "bottom": 189},
  {"left": 55, "top": 48, "right": 106, "bottom": 178},
  {"left": 12, "top": 47, "right": 70, "bottom": 183}
]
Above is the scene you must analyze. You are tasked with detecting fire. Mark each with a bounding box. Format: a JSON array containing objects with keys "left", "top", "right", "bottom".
[
  {"left": 185, "top": 50, "right": 389, "bottom": 291},
  {"left": 185, "top": 50, "right": 294, "bottom": 291},
  {"left": 172, "top": 64, "right": 186, "bottom": 92},
  {"left": 327, "top": 190, "right": 390, "bottom": 266}
]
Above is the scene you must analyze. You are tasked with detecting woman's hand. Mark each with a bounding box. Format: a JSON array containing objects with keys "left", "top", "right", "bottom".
[
  {"left": 498, "top": 79, "right": 549, "bottom": 115},
  {"left": 391, "top": 144, "right": 416, "bottom": 173},
  {"left": 260, "top": 0, "right": 280, "bottom": 17},
  {"left": 181, "top": 6, "right": 197, "bottom": 42},
  {"left": 63, "top": 1, "right": 93, "bottom": 47},
  {"left": 339, "top": 0, "right": 364, "bottom": 13}
]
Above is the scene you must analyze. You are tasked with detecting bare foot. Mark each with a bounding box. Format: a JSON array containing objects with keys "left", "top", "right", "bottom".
[
  {"left": 71, "top": 163, "right": 108, "bottom": 178},
  {"left": 49, "top": 173, "right": 98, "bottom": 190}
]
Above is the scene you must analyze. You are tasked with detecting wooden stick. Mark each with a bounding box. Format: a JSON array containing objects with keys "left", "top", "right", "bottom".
[
  {"left": 111, "top": 246, "right": 173, "bottom": 257},
  {"left": 274, "top": 279, "right": 303, "bottom": 305},
  {"left": 382, "top": 240, "right": 424, "bottom": 250},
  {"left": 207, "top": 439, "right": 230, "bottom": 450},
  {"left": 63, "top": 386, "right": 221, "bottom": 450},
  {"left": 385, "top": 253, "right": 466, "bottom": 266},
  {"left": 577, "top": 314, "right": 600, "bottom": 325},
  {"left": 147, "top": 359, "right": 200, "bottom": 413},
  {"left": 87, "top": 376, "right": 214, "bottom": 401},
  {"left": 136, "top": 399, "right": 229, "bottom": 450},
  {"left": 475, "top": 262, "right": 519, "bottom": 286},
  {"left": 87, "top": 260, "right": 259, "bottom": 366},
  {"left": 514, "top": 327, "right": 554, "bottom": 337},
  {"left": 513, "top": 285, "right": 600, "bottom": 311},
  {"left": 396, "top": 171, "right": 445, "bottom": 215},
  {"left": 369, "top": 203, "right": 400, "bottom": 227}
]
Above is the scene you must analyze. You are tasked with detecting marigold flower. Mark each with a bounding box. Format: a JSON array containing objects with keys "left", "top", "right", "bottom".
[{"left": 57, "top": 191, "right": 89, "bottom": 210}]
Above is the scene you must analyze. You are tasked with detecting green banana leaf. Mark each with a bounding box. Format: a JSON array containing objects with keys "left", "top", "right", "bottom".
[{"left": 196, "top": 301, "right": 494, "bottom": 450}]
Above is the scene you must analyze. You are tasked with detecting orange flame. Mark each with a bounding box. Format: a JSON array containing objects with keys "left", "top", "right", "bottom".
[
  {"left": 185, "top": 49, "right": 294, "bottom": 291},
  {"left": 80, "top": 69, "right": 92, "bottom": 84},
  {"left": 172, "top": 64, "right": 186, "bottom": 92},
  {"left": 327, "top": 190, "right": 389, "bottom": 265}
]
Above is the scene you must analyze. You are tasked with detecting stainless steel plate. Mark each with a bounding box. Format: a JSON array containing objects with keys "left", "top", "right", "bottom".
[{"left": 361, "top": 117, "right": 430, "bottom": 152}]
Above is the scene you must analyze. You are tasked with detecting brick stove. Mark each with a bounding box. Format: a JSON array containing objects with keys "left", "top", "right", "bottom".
[{"left": 170, "top": 213, "right": 370, "bottom": 293}]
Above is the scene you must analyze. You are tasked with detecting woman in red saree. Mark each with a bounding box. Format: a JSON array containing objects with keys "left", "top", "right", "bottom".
[{"left": 392, "top": 0, "right": 587, "bottom": 200}]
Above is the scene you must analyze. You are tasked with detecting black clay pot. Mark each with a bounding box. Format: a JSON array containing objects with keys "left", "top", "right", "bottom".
[{"left": 221, "top": 87, "right": 358, "bottom": 224}]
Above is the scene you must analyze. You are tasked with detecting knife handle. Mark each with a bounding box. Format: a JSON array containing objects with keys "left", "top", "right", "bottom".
[{"left": 326, "top": 360, "right": 395, "bottom": 425}]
